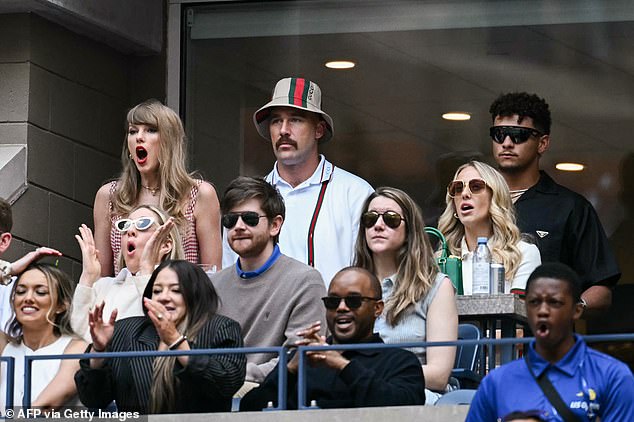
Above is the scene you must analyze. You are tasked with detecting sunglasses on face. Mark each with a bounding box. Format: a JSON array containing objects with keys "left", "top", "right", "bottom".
[
  {"left": 489, "top": 126, "right": 543, "bottom": 144},
  {"left": 321, "top": 295, "right": 380, "bottom": 310},
  {"left": 221, "top": 211, "right": 267, "bottom": 229},
  {"left": 361, "top": 211, "right": 404, "bottom": 229},
  {"left": 447, "top": 179, "right": 488, "bottom": 197},
  {"left": 115, "top": 217, "right": 157, "bottom": 233}
]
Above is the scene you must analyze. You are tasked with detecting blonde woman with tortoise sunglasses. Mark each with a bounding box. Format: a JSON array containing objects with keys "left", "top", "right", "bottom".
[{"left": 438, "top": 160, "right": 541, "bottom": 295}]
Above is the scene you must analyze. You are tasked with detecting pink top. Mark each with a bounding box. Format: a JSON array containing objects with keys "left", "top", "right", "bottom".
[{"left": 108, "top": 180, "right": 200, "bottom": 274}]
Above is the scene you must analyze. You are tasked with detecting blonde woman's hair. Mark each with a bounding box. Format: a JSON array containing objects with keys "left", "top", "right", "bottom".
[
  {"left": 111, "top": 99, "right": 198, "bottom": 231},
  {"left": 438, "top": 161, "right": 523, "bottom": 281},
  {"left": 116, "top": 204, "right": 185, "bottom": 272},
  {"left": 353, "top": 187, "right": 439, "bottom": 326},
  {"left": 7, "top": 264, "right": 76, "bottom": 342}
]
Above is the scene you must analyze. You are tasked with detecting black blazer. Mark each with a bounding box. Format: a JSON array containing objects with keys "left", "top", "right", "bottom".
[{"left": 75, "top": 315, "right": 245, "bottom": 413}]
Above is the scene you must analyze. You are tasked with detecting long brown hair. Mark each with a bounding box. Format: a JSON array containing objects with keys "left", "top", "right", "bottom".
[{"left": 353, "top": 187, "right": 439, "bottom": 325}]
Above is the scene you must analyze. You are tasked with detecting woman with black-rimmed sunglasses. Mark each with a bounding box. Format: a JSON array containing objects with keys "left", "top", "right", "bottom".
[
  {"left": 353, "top": 186, "right": 458, "bottom": 404},
  {"left": 438, "top": 161, "right": 541, "bottom": 296},
  {"left": 70, "top": 205, "right": 184, "bottom": 342}
]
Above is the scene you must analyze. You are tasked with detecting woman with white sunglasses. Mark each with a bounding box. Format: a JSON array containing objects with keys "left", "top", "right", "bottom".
[
  {"left": 438, "top": 161, "right": 541, "bottom": 295},
  {"left": 70, "top": 205, "right": 184, "bottom": 341}
]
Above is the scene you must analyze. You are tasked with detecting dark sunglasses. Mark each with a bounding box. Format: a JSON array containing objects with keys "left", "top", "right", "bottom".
[
  {"left": 489, "top": 126, "right": 543, "bottom": 144},
  {"left": 321, "top": 295, "right": 380, "bottom": 310},
  {"left": 115, "top": 217, "right": 156, "bottom": 233},
  {"left": 221, "top": 211, "right": 267, "bottom": 229},
  {"left": 361, "top": 211, "right": 404, "bottom": 229},
  {"left": 447, "top": 179, "right": 488, "bottom": 197}
]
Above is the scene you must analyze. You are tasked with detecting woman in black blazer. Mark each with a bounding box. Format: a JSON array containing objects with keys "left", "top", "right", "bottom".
[{"left": 75, "top": 260, "right": 245, "bottom": 413}]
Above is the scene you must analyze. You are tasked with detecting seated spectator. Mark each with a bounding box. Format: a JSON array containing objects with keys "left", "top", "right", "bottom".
[
  {"left": 211, "top": 176, "right": 326, "bottom": 392},
  {"left": 0, "top": 263, "right": 86, "bottom": 409},
  {"left": 71, "top": 205, "right": 184, "bottom": 341},
  {"left": 75, "top": 260, "right": 245, "bottom": 413},
  {"left": 353, "top": 186, "right": 457, "bottom": 404},
  {"left": 240, "top": 267, "right": 426, "bottom": 410},
  {"left": 0, "top": 197, "right": 62, "bottom": 330},
  {"left": 466, "top": 263, "right": 634, "bottom": 421},
  {"left": 438, "top": 160, "right": 541, "bottom": 295},
  {"left": 93, "top": 99, "right": 222, "bottom": 277}
]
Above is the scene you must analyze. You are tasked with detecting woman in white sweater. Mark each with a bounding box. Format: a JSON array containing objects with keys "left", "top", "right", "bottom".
[{"left": 71, "top": 205, "right": 184, "bottom": 341}]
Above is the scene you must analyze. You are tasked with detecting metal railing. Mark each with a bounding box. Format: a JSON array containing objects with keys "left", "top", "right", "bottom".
[
  {"left": 17, "top": 346, "right": 287, "bottom": 410},
  {"left": 295, "top": 333, "right": 634, "bottom": 409},
  {"left": 0, "top": 356, "right": 14, "bottom": 411},
  {"left": 5, "top": 333, "right": 634, "bottom": 412}
]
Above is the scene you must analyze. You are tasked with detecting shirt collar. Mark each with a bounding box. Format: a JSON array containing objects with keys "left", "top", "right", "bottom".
[
  {"left": 115, "top": 267, "right": 132, "bottom": 283},
  {"left": 460, "top": 238, "right": 471, "bottom": 260},
  {"left": 531, "top": 171, "right": 558, "bottom": 195},
  {"left": 527, "top": 334, "right": 585, "bottom": 378},
  {"left": 235, "top": 244, "right": 282, "bottom": 279},
  {"left": 268, "top": 155, "right": 333, "bottom": 188}
]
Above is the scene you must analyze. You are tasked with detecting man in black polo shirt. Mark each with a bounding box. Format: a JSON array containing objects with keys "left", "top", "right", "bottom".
[
  {"left": 240, "top": 266, "right": 426, "bottom": 410},
  {"left": 488, "top": 92, "right": 620, "bottom": 315}
]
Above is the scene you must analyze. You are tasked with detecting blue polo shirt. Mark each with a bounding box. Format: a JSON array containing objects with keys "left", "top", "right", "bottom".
[{"left": 466, "top": 335, "right": 634, "bottom": 422}]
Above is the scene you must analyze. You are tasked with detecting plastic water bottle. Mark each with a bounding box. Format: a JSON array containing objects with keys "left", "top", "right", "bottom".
[{"left": 472, "top": 237, "right": 491, "bottom": 295}]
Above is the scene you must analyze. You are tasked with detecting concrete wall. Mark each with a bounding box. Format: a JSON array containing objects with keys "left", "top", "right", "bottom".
[
  {"left": 0, "top": 13, "right": 165, "bottom": 279},
  {"left": 150, "top": 405, "right": 470, "bottom": 422}
]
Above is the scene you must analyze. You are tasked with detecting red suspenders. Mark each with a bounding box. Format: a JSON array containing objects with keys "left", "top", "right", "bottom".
[{"left": 307, "top": 179, "right": 330, "bottom": 267}]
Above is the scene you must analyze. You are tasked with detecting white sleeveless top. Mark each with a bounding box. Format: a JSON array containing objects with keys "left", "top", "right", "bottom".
[{"left": 0, "top": 335, "right": 79, "bottom": 408}]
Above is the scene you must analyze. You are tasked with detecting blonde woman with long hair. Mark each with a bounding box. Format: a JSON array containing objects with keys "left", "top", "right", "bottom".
[
  {"left": 93, "top": 99, "right": 222, "bottom": 276},
  {"left": 354, "top": 187, "right": 457, "bottom": 404},
  {"left": 71, "top": 205, "right": 184, "bottom": 341},
  {"left": 438, "top": 161, "right": 541, "bottom": 295},
  {"left": 76, "top": 260, "right": 245, "bottom": 413}
]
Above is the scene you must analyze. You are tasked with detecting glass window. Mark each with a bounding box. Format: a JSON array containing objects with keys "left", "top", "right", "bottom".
[{"left": 182, "top": 3, "right": 634, "bottom": 339}]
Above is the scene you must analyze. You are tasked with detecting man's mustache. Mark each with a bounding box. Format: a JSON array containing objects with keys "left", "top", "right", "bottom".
[{"left": 275, "top": 137, "right": 297, "bottom": 149}]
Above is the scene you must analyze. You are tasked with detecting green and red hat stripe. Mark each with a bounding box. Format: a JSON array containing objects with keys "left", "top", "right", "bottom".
[{"left": 288, "top": 78, "right": 311, "bottom": 108}]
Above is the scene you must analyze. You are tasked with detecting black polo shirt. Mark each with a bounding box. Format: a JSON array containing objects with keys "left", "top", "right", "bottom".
[{"left": 514, "top": 171, "right": 620, "bottom": 290}]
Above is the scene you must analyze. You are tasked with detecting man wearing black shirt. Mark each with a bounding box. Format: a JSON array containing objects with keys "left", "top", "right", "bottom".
[
  {"left": 489, "top": 92, "right": 620, "bottom": 315},
  {"left": 240, "top": 266, "right": 426, "bottom": 410}
]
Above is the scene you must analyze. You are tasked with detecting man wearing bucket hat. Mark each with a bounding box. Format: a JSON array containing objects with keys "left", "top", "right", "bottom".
[{"left": 222, "top": 77, "right": 373, "bottom": 286}]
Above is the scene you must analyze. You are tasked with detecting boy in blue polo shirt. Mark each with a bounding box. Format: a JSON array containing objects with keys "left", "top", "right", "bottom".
[{"left": 467, "top": 263, "right": 634, "bottom": 422}]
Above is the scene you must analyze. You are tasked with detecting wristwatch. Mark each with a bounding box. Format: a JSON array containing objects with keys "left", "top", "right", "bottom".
[{"left": 0, "top": 260, "right": 12, "bottom": 286}]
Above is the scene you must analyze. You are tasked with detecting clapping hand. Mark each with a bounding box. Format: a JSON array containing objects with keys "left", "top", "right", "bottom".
[
  {"left": 76, "top": 224, "right": 101, "bottom": 287},
  {"left": 88, "top": 301, "right": 117, "bottom": 352},
  {"left": 138, "top": 218, "right": 175, "bottom": 276},
  {"left": 143, "top": 297, "right": 181, "bottom": 347},
  {"left": 287, "top": 321, "right": 349, "bottom": 373}
]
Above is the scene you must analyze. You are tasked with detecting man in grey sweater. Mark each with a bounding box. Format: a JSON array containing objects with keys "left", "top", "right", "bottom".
[{"left": 211, "top": 177, "right": 326, "bottom": 393}]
